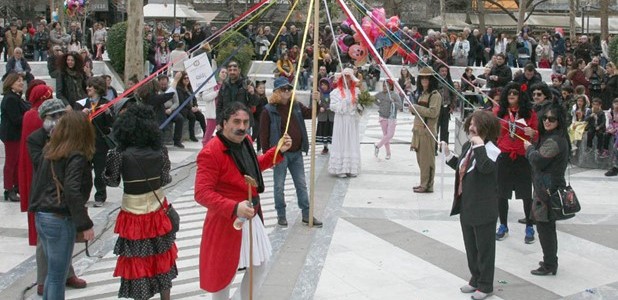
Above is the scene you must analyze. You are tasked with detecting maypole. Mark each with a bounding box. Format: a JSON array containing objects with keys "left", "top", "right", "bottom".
[{"left": 308, "top": 0, "right": 319, "bottom": 227}]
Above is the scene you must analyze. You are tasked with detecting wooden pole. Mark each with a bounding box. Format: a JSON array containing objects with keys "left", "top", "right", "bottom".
[{"left": 308, "top": 0, "right": 319, "bottom": 228}]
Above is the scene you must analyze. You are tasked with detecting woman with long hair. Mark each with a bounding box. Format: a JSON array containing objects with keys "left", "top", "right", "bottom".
[
  {"left": 155, "top": 39, "right": 170, "bottom": 72},
  {"left": 176, "top": 71, "right": 206, "bottom": 142},
  {"left": 329, "top": 68, "right": 362, "bottom": 178},
  {"left": 104, "top": 104, "right": 177, "bottom": 300},
  {"left": 374, "top": 80, "right": 402, "bottom": 160},
  {"left": 276, "top": 51, "right": 295, "bottom": 82},
  {"left": 552, "top": 55, "right": 566, "bottom": 76},
  {"left": 524, "top": 104, "right": 570, "bottom": 276},
  {"left": 55, "top": 52, "right": 87, "bottom": 108},
  {"left": 67, "top": 33, "right": 81, "bottom": 53},
  {"left": 494, "top": 82, "right": 538, "bottom": 244},
  {"left": 29, "top": 111, "right": 96, "bottom": 299},
  {"left": 0, "top": 73, "right": 29, "bottom": 202},
  {"left": 410, "top": 67, "right": 442, "bottom": 193}
]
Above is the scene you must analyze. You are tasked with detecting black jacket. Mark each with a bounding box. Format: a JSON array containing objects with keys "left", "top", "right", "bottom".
[
  {"left": 56, "top": 70, "right": 88, "bottom": 107},
  {"left": 28, "top": 146, "right": 94, "bottom": 232},
  {"left": 488, "top": 63, "right": 513, "bottom": 89},
  {"left": 216, "top": 77, "right": 257, "bottom": 124},
  {"left": 3, "top": 57, "right": 33, "bottom": 82},
  {"left": 0, "top": 91, "right": 30, "bottom": 142},
  {"left": 75, "top": 97, "right": 115, "bottom": 150},
  {"left": 446, "top": 142, "right": 499, "bottom": 226}
]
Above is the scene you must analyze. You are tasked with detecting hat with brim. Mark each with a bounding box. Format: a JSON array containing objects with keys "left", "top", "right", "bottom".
[
  {"left": 341, "top": 68, "right": 360, "bottom": 83},
  {"left": 273, "top": 77, "right": 293, "bottom": 91},
  {"left": 417, "top": 67, "right": 434, "bottom": 77}
]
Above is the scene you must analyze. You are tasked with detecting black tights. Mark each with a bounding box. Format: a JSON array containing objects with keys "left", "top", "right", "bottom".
[{"left": 498, "top": 197, "right": 533, "bottom": 227}]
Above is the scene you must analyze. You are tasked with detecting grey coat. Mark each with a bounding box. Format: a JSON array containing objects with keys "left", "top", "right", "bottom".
[
  {"left": 375, "top": 90, "right": 402, "bottom": 119},
  {"left": 317, "top": 92, "right": 335, "bottom": 122}
]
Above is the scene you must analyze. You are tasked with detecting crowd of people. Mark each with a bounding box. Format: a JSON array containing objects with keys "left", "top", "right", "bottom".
[{"left": 0, "top": 12, "right": 617, "bottom": 300}]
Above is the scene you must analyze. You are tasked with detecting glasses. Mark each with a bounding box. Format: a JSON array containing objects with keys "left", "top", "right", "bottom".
[
  {"left": 183, "top": 77, "right": 189, "bottom": 80},
  {"left": 542, "top": 116, "right": 558, "bottom": 123},
  {"left": 532, "top": 92, "right": 544, "bottom": 97},
  {"left": 508, "top": 90, "right": 519, "bottom": 96},
  {"left": 281, "top": 87, "right": 292, "bottom": 92}
]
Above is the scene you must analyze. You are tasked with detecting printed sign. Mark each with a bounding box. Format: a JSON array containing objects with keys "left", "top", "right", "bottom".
[{"left": 183, "top": 53, "right": 217, "bottom": 93}]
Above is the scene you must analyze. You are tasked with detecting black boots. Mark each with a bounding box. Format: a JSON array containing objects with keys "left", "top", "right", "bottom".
[
  {"left": 531, "top": 262, "right": 557, "bottom": 276},
  {"left": 4, "top": 187, "right": 20, "bottom": 202}
]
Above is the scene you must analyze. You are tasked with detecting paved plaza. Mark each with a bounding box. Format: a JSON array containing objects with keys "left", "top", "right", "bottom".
[{"left": 0, "top": 108, "right": 617, "bottom": 300}]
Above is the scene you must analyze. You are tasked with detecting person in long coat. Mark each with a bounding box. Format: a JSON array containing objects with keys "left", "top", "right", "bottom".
[
  {"left": 410, "top": 67, "right": 442, "bottom": 193},
  {"left": 443, "top": 110, "right": 501, "bottom": 300},
  {"left": 194, "top": 102, "right": 291, "bottom": 299}
]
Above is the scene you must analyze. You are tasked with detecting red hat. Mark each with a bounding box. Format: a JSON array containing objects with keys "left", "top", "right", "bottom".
[
  {"left": 28, "top": 85, "right": 55, "bottom": 109},
  {"left": 25, "top": 79, "right": 47, "bottom": 102}
]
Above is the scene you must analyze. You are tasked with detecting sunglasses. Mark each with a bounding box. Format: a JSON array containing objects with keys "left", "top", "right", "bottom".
[
  {"left": 508, "top": 90, "right": 519, "bottom": 96},
  {"left": 183, "top": 77, "right": 189, "bottom": 80},
  {"left": 280, "top": 87, "right": 292, "bottom": 92},
  {"left": 532, "top": 92, "right": 544, "bottom": 97},
  {"left": 542, "top": 116, "right": 558, "bottom": 123}
]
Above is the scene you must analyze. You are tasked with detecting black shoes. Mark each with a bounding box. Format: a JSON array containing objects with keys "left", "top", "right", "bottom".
[
  {"left": 531, "top": 263, "right": 557, "bottom": 276},
  {"left": 277, "top": 216, "right": 288, "bottom": 227},
  {"left": 4, "top": 189, "right": 20, "bottom": 202},
  {"left": 605, "top": 167, "right": 618, "bottom": 177},
  {"left": 174, "top": 141, "right": 185, "bottom": 148},
  {"left": 302, "top": 217, "right": 323, "bottom": 228},
  {"left": 189, "top": 136, "right": 199, "bottom": 142}
]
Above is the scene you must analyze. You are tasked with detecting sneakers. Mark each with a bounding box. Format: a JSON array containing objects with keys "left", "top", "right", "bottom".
[
  {"left": 525, "top": 225, "right": 536, "bottom": 244},
  {"left": 66, "top": 276, "right": 87, "bottom": 289},
  {"left": 277, "top": 216, "right": 288, "bottom": 227},
  {"left": 496, "top": 224, "right": 509, "bottom": 241},
  {"left": 471, "top": 290, "right": 491, "bottom": 300},
  {"left": 605, "top": 167, "right": 618, "bottom": 177},
  {"left": 600, "top": 150, "right": 609, "bottom": 158},
  {"left": 460, "top": 284, "right": 477, "bottom": 293},
  {"left": 302, "top": 216, "right": 323, "bottom": 228},
  {"left": 374, "top": 144, "right": 379, "bottom": 157}
]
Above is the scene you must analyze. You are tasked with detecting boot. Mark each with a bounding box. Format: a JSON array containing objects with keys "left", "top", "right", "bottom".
[{"left": 4, "top": 189, "right": 20, "bottom": 202}]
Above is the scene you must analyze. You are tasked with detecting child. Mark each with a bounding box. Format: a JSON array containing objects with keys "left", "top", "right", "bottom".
[
  {"left": 569, "top": 95, "right": 590, "bottom": 149},
  {"left": 585, "top": 98, "right": 607, "bottom": 157},
  {"left": 316, "top": 78, "right": 334, "bottom": 155},
  {"left": 605, "top": 98, "right": 618, "bottom": 176},
  {"left": 252, "top": 80, "right": 268, "bottom": 153}
]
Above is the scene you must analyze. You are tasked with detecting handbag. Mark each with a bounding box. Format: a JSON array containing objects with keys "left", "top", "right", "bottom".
[
  {"left": 50, "top": 161, "right": 89, "bottom": 243},
  {"left": 129, "top": 153, "right": 180, "bottom": 234},
  {"left": 548, "top": 164, "right": 581, "bottom": 220}
]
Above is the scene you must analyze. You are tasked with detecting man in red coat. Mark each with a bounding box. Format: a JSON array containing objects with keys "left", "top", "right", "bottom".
[{"left": 195, "top": 102, "right": 292, "bottom": 299}]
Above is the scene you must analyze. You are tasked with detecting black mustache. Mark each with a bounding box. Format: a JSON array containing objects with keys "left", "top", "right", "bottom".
[{"left": 234, "top": 129, "right": 246, "bottom": 136}]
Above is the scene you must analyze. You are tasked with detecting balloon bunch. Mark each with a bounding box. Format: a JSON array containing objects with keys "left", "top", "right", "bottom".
[
  {"left": 336, "top": 20, "right": 369, "bottom": 67},
  {"left": 64, "top": 0, "right": 87, "bottom": 18}
]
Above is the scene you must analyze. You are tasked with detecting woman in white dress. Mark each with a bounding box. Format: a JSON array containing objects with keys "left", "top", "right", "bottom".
[{"left": 329, "top": 68, "right": 361, "bottom": 178}]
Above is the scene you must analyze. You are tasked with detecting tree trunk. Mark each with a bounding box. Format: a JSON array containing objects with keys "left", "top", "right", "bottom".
[
  {"left": 569, "top": 0, "right": 576, "bottom": 42},
  {"left": 517, "top": 0, "right": 526, "bottom": 33},
  {"left": 225, "top": 0, "right": 236, "bottom": 20},
  {"left": 600, "top": 0, "right": 609, "bottom": 41},
  {"left": 124, "top": 0, "right": 144, "bottom": 83},
  {"left": 477, "top": 0, "right": 486, "bottom": 33},
  {"left": 440, "top": 0, "right": 446, "bottom": 27}
]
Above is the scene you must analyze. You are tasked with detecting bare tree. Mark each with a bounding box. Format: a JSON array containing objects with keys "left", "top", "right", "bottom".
[
  {"left": 600, "top": 0, "right": 609, "bottom": 41},
  {"left": 477, "top": 0, "right": 486, "bottom": 32},
  {"left": 440, "top": 0, "right": 446, "bottom": 27},
  {"left": 569, "top": 0, "right": 576, "bottom": 42},
  {"left": 484, "top": 0, "right": 550, "bottom": 32},
  {"left": 125, "top": 0, "right": 144, "bottom": 83},
  {"left": 225, "top": 0, "right": 236, "bottom": 20}
]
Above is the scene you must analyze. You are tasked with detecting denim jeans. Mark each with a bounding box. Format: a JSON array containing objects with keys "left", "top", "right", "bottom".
[
  {"left": 36, "top": 212, "right": 76, "bottom": 300},
  {"left": 34, "top": 49, "right": 48, "bottom": 61},
  {"left": 273, "top": 151, "right": 310, "bottom": 218}
]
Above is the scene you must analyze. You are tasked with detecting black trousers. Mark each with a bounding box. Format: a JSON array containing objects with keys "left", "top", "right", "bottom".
[
  {"left": 461, "top": 221, "right": 496, "bottom": 293},
  {"left": 92, "top": 148, "right": 107, "bottom": 202},
  {"left": 166, "top": 114, "right": 184, "bottom": 143},
  {"left": 437, "top": 106, "right": 451, "bottom": 143},
  {"left": 537, "top": 220, "right": 558, "bottom": 268},
  {"left": 184, "top": 109, "right": 206, "bottom": 138},
  {"left": 499, "top": 197, "right": 533, "bottom": 226}
]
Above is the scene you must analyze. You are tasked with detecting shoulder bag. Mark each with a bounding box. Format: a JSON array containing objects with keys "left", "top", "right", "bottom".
[{"left": 548, "top": 164, "right": 581, "bottom": 220}]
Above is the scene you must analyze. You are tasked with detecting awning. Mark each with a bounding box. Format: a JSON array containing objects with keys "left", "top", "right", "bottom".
[
  {"left": 578, "top": 16, "right": 618, "bottom": 34},
  {"left": 143, "top": 3, "right": 205, "bottom": 20},
  {"left": 196, "top": 11, "right": 220, "bottom": 24}
]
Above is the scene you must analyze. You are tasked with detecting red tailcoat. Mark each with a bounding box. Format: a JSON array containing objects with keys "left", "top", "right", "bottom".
[{"left": 195, "top": 135, "right": 283, "bottom": 292}]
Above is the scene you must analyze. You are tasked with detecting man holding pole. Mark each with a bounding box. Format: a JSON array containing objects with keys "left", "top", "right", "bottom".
[
  {"left": 260, "top": 77, "right": 323, "bottom": 228},
  {"left": 195, "top": 102, "right": 292, "bottom": 299}
]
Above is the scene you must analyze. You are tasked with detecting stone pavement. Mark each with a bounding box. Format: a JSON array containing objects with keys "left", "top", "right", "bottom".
[{"left": 1, "top": 107, "right": 617, "bottom": 300}]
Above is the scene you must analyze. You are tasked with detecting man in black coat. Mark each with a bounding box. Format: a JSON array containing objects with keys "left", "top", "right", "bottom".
[
  {"left": 513, "top": 63, "right": 543, "bottom": 97},
  {"left": 443, "top": 110, "right": 501, "bottom": 300},
  {"left": 487, "top": 53, "right": 512, "bottom": 89},
  {"left": 215, "top": 61, "right": 257, "bottom": 125}
]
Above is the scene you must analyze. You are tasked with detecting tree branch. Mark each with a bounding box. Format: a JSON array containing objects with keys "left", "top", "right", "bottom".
[
  {"left": 524, "top": 0, "right": 550, "bottom": 22},
  {"left": 484, "top": 0, "right": 518, "bottom": 22}
]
